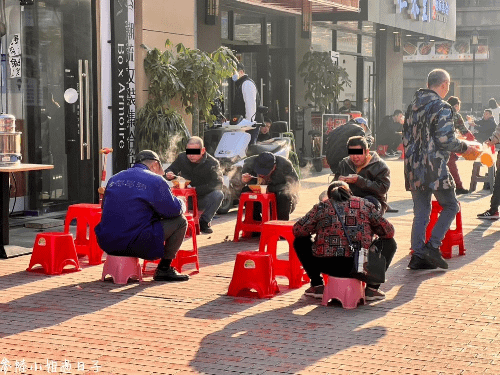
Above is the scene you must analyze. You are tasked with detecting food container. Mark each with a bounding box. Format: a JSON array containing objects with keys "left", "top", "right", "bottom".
[
  {"left": 0, "top": 113, "right": 16, "bottom": 132},
  {"left": 172, "top": 178, "right": 191, "bottom": 189},
  {"left": 0, "top": 132, "right": 22, "bottom": 166},
  {"left": 0, "top": 114, "right": 21, "bottom": 166},
  {"left": 248, "top": 185, "right": 267, "bottom": 193}
]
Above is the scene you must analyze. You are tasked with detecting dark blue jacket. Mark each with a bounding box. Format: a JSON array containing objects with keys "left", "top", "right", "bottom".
[{"left": 95, "top": 164, "right": 184, "bottom": 258}]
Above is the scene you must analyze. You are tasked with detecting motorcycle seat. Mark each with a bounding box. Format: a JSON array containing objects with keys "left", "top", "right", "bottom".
[{"left": 247, "top": 139, "right": 288, "bottom": 156}]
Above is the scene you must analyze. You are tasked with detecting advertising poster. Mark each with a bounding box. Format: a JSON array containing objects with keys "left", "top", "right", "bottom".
[
  {"left": 403, "top": 38, "right": 489, "bottom": 62},
  {"left": 322, "top": 114, "right": 350, "bottom": 156}
]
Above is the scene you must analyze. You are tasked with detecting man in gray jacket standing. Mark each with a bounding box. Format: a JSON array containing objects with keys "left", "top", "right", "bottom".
[{"left": 403, "top": 69, "right": 474, "bottom": 270}]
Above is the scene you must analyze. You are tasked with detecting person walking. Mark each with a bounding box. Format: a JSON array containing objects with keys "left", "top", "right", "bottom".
[{"left": 403, "top": 69, "right": 473, "bottom": 270}]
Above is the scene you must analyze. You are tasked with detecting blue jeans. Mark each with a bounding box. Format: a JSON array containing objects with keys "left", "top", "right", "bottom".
[
  {"left": 198, "top": 190, "right": 224, "bottom": 223},
  {"left": 411, "top": 189, "right": 459, "bottom": 257}
]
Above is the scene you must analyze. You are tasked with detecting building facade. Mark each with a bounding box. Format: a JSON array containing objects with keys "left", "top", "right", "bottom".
[{"left": 6, "top": 0, "right": 456, "bottom": 215}]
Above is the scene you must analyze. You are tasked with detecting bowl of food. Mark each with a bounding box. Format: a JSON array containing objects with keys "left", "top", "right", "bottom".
[
  {"left": 418, "top": 42, "right": 433, "bottom": 56},
  {"left": 248, "top": 185, "right": 267, "bottom": 193},
  {"left": 172, "top": 178, "right": 191, "bottom": 189}
]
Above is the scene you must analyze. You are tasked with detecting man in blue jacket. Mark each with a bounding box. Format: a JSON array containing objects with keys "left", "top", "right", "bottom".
[{"left": 95, "top": 150, "right": 189, "bottom": 282}]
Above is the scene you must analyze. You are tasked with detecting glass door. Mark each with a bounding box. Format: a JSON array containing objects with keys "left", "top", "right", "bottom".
[{"left": 23, "top": 0, "right": 96, "bottom": 211}]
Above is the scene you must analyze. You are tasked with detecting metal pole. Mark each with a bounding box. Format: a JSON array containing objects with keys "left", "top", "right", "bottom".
[{"left": 472, "top": 45, "right": 476, "bottom": 114}]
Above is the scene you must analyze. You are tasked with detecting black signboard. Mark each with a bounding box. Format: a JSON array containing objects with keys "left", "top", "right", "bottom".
[{"left": 110, "top": 0, "right": 136, "bottom": 172}]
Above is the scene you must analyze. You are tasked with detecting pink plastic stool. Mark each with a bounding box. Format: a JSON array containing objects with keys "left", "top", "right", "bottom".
[
  {"left": 227, "top": 251, "right": 279, "bottom": 298},
  {"left": 27, "top": 232, "right": 81, "bottom": 275},
  {"left": 321, "top": 276, "right": 365, "bottom": 309},
  {"left": 101, "top": 255, "right": 143, "bottom": 284}
]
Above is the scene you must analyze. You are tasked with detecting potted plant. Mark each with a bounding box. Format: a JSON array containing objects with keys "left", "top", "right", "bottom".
[
  {"left": 297, "top": 51, "right": 351, "bottom": 171},
  {"left": 135, "top": 40, "right": 237, "bottom": 160}
]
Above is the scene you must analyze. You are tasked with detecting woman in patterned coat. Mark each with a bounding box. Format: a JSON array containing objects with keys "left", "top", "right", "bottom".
[{"left": 293, "top": 181, "right": 396, "bottom": 301}]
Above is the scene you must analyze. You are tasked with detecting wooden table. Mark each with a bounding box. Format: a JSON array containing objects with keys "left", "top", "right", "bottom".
[{"left": 0, "top": 163, "right": 54, "bottom": 258}]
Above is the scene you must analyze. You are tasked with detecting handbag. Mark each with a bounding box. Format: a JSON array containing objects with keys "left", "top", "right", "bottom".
[{"left": 333, "top": 203, "right": 386, "bottom": 284}]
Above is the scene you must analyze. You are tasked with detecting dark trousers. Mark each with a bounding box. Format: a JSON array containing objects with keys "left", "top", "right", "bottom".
[
  {"left": 293, "top": 235, "right": 397, "bottom": 289},
  {"left": 241, "top": 186, "right": 296, "bottom": 221},
  {"left": 490, "top": 153, "right": 500, "bottom": 212},
  {"left": 447, "top": 153, "right": 464, "bottom": 190}
]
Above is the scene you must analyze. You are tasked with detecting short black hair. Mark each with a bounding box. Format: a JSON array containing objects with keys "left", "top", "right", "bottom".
[
  {"left": 484, "top": 109, "right": 493, "bottom": 115},
  {"left": 347, "top": 135, "right": 369, "bottom": 150},
  {"left": 447, "top": 96, "right": 461, "bottom": 107},
  {"left": 236, "top": 62, "right": 245, "bottom": 71},
  {"left": 393, "top": 109, "right": 403, "bottom": 116}
]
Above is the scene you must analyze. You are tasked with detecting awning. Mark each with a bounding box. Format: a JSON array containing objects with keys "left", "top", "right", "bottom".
[{"left": 233, "top": 0, "right": 359, "bottom": 15}]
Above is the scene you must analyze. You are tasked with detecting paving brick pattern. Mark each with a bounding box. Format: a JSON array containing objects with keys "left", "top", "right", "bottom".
[{"left": 1, "top": 159, "right": 500, "bottom": 374}]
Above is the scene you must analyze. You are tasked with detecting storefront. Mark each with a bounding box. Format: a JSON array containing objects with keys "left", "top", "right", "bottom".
[
  {"left": 311, "top": 0, "right": 457, "bottom": 141},
  {"left": 4, "top": 0, "right": 100, "bottom": 214}
]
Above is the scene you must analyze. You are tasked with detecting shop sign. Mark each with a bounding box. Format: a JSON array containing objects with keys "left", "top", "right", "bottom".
[
  {"left": 111, "top": 0, "right": 136, "bottom": 173},
  {"left": 394, "top": 0, "right": 449, "bottom": 23},
  {"left": 403, "top": 38, "right": 489, "bottom": 62}
]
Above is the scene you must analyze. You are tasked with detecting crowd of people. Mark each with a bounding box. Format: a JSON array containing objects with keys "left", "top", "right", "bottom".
[{"left": 94, "top": 67, "right": 499, "bottom": 305}]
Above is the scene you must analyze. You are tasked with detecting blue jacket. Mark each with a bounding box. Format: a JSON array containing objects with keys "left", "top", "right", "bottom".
[
  {"left": 403, "top": 89, "right": 467, "bottom": 191},
  {"left": 95, "top": 164, "right": 184, "bottom": 259}
]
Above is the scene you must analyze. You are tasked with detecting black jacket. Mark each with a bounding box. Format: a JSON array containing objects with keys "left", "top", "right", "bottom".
[
  {"left": 165, "top": 152, "right": 223, "bottom": 196},
  {"left": 325, "top": 121, "right": 366, "bottom": 173},
  {"left": 334, "top": 152, "right": 390, "bottom": 213},
  {"left": 241, "top": 155, "right": 299, "bottom": 198}
]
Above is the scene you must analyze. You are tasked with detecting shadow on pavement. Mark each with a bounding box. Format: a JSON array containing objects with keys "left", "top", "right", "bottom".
[
  {"left": 188, "top": 218, "right": 500, "bottom": 374},
  {"left": 0, "top": 279, "right": 152, "bottom": 338}
]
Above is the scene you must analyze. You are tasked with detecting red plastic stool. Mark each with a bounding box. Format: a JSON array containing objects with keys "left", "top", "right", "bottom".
[
  {"left": 233, "top": 192, "right": 277, "bottom": 241},
  {"left": 397, "top": 143, "right": 404, "bottom": 159},
  {"left": 142, "top": 214, "right": 199, "bottom": 274},
  {"left": 425, "top": 200, "right": 466, "bottom": 259},
  {"left": 64, "top": 203, "right": 104, "bottom": 265},
  {"left": 377, "top": 145, "right": 388, "bottom": 156},
  {"left": 321, "top": 276, "right": 365, "bottom": 309},
  {"left": 101, "top": 255, "right": 142, "bottom": 284},
  {"left": 171, "top": 187, "right": 200, "bottom": 234},
  {"left": 227, "top": 251, "right": 279, "bottom": 298},
  {"left": 258, "top": 220, "right": 309, "bottom": 288},
  {"left": 26, "top": 232, "right": 81, "bottom": 275}
]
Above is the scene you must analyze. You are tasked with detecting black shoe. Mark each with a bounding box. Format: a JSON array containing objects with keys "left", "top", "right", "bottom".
[
  {"left": 386, "top": 205, "right": 399, "bottom": 213},
  {"left": 421, "top": 243, "right": 448, "bottom": 269},
  {"left": 456, "top": 188, "right": 469, "bottom": 195},
  {"left": 199, "top": 220, "right": 213, "bottom": 234},
  {"left": 408, "top": 255, "right": 438, "bottom": 270},
  {"left": 153, "top": 267, "right": 189, "bottom": 282}
]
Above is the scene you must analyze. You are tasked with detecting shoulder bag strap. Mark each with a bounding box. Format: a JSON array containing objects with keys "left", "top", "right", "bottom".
[{"left": 333, "top": 202, "right": 355, "bottom": 252}]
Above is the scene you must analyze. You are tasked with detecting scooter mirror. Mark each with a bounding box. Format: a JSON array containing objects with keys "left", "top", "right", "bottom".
[{"left": 257, "top": 106, "right": 268, "bottom": 114}]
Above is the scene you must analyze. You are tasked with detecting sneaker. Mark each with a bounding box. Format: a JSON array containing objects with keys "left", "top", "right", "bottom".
[
  {"left": 456, "top": 188, "right": 469, "bottom": 195},
  {"left": 477, "top": 210, "right": 499, "bottom": 220},
  {"left": 199, "top": 220, "right": 213, "bottom": 234},
  {"left": 365, "top": 287, "right": 385, "bottom": 301},
  {"left": 421, "top": 243, "right": 448, "bottom": 269},
  {"left": 304, "top": 285, "right": 324, "bottom": 299},
  {"left": 407, "top": 254, "right": 437, "bottom": 270},
  {"left": 153, "top": 267, "right": 189, "bottom": 282}
]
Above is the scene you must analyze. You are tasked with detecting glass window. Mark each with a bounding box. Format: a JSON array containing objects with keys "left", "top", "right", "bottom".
[
  {"left": 361, "top": 35, "right": 374, "bottom": 57},
  {"left": 337, "top": 31, "right": 357, "bottom": 53},
  {"left": 221, "top": 11, "right": 228, "bottom": 39},
  {"left": 337, "top": 21, "right": 359, "bottom": 31},
  {"left": 234, "top": 13, "right": 262, "bottom": 45},
  {"left": 267, "top": 22, "right": 272, "bottom": 45},
  {"left": 311, "top": 25, "right": 332, "bottom": 52}
]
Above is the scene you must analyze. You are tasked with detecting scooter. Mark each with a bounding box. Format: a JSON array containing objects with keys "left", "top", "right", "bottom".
[{"left": 207, "top": 111, "right": 292, "bottom": 214}]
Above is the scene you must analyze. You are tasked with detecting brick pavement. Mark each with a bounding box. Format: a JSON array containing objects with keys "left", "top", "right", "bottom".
[{"left": 1, "top": 158, "right": 500, "bottom": 374}]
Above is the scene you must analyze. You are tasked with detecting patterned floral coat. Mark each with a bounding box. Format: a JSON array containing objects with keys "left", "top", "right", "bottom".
[
  {"left": 292, "top": 197, "right": 394, "bottom": 258},
  {"left": 403, "top": 89, "right": 468, "bottom": 191}
]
